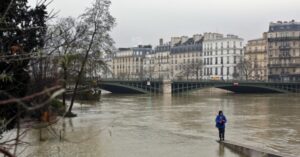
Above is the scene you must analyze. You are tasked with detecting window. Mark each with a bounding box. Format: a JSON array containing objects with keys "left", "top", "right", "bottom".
[
  {"left": 293, "top": 49, "right": 296, "bottom": 56},
  {"left": 221, "top": 67, "right": 223, "bottom": 75},
  {"left": 234, "top": 56, "right": 237, "bottom": 64},
  {"left": 227, "top": 67, "right": 229, "bottom": 75},
  {"left": 215, "top": 57, "right": 218, "bottom": 64},
  {"left": 215, "top": 68, "right": 218, "bottom": 75}
]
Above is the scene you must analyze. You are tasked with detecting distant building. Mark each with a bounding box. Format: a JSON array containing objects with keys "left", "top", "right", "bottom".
[
  {"left": 267, "top": 20, "right": 300, "bottom": 82},
  {"left": 244, "top": 33, "right": 268, "bottom": 80},
  {"left": 111, "top": 45, "right": 153, "bottom": 79},
  {"left": 109, "top": 33, "right": 246, "bottom": 81},
  {"left": 153, "top": 39, "right": 171, "bottom": 79},
  {"left": 170, "top": 35, "right": 203, "bottom": 80},
  {"left": 203, "top": 33, "right": 244, "bottom": 80}
]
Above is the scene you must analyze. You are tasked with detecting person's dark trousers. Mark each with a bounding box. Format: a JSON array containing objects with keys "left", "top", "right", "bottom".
[{"left": 218, "top": 128, "right": 225, "bottom": 141}]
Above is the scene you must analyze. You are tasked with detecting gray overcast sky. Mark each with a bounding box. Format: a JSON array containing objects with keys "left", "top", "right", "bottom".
[{"left": 29, "top": 0, "right": 300, "bottom": 47}]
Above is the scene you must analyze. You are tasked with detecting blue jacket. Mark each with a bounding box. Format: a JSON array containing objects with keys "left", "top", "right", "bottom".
[{"left": 215, "top": 115, "right": 227, "bottom": 129}]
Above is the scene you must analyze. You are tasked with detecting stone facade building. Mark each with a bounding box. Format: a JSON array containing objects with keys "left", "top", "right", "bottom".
[
  {"left": 110, "top": 33, "right": 245, "bottom": 81},
  {"left": 267, "top": 20, "right": 300, "bottom": 82},
  {"left": 153, "top": 39, "right": 171, "bottom": 79},
  {"left": 111, "top": 45, "right": 153, "bottom": 79},
  {"left": 169, "top": 35, "right": 203, "bottom": 80},
  {"left": 202, "top": 33, "right": 244, "bottom": 80},
  {"left": 244, "top": 33, "right": 268, "bottom": 80}
]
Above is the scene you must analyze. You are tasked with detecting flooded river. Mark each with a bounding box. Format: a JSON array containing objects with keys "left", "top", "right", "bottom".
[{"left": 12, "top": 89, "right": 300, "bottom": 156}]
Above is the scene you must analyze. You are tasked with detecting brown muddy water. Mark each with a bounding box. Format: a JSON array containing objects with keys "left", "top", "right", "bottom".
[{"left": 3, "top": 89, "right": 300, "bottom": 157}]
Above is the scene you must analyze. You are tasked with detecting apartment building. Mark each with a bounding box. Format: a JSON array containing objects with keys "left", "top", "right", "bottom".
[
  {"left": 111, "top": 45, "right": 153, "bottom": 79},
  {"left": 244, "top": 33, "right": 268, "bottom": 80},
  {"left": 203, "top": 33, "right": 244, "bottom": 80},
  {"left": 170, "top": 35, "right": 203, "bottom": 80},
  {"left": 267, "top": 20, "right": 300, "bottom": 82},
  {"left": 153, "top": 39, "right": 171, "bottom": 79}
]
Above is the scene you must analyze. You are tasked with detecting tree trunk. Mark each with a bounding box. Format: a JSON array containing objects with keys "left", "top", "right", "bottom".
[
  {"left": 62, "top": 64, "right": 67, "bottom": 108},
  {"left": 66, "top": 26, "right": 97, "bottom": 116}
]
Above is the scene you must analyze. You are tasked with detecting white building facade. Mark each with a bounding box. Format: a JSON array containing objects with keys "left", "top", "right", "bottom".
[{"left": 203, "top": 33, "right": 244, "bottom": 80}]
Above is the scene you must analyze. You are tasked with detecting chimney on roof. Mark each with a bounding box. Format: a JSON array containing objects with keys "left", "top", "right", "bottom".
[{"left": 159, "top": 38, "right": 163, "bottom": 46}]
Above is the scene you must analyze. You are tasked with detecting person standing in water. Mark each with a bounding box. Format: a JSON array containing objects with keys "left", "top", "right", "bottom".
[{"left": 215, "top": 110, "right": 227, "bottom": 141}]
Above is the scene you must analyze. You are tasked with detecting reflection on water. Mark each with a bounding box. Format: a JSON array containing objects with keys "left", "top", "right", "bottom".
[{"left": 15, "top": 89, "right": 300, "bottom": 157}]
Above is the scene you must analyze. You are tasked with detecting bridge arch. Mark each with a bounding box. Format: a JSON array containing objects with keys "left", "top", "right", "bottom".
[
  {"left": 98, "top": 82, "right": 149, "bottom": 94},
  {"left": 214, "top": 84, "right": 287, "bottom": 93},
  {"left": 172, "top": 82, "right": 290, "bottom": 94}
]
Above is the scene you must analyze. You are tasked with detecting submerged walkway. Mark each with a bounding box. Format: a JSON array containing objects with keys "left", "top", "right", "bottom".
[{"left": 220, "top": 140, "right": 297, "bottom": 157}]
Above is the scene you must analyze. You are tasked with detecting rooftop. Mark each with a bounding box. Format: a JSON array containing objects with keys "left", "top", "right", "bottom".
[{"left": 269, "top": 20, "right": 300, "bottom": 32}]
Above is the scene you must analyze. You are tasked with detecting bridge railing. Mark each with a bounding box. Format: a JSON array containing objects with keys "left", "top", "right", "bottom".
[
  {"left": 85, "top": 77, "right": 300, "bottom": 84},
  {"left": 96, "top": 78, "right": 165, "bottom": 82},
  {"left": 172, "top": 79, "right": 300, "bottom": 84}
]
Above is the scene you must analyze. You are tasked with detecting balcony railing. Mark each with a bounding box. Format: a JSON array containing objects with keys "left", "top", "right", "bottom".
[
  {"left": 279, "top": 45, "right": 291, "bottom": 50},
  {"left": 268, "top": 36, "right": 300, "bottom": 42},
  {"left": 268, "top": 63, "right": 300, "bottom": 68},
  {"left": 279, "top": 53, "right": 291, "bottom": 58}
]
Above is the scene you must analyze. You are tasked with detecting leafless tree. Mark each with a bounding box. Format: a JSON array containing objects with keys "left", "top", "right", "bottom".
[
  {"left": 66, "top": 0, "right": 116, "bottom": 116},
  {"left": 236, "top": 57, "right": 253, "bottom": 80},
  {"left": 179, "top": 60, "right": 204, "bottom": 80},
  {"left": 45, "top": 17, "right": 87, "bottom": 107}
]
